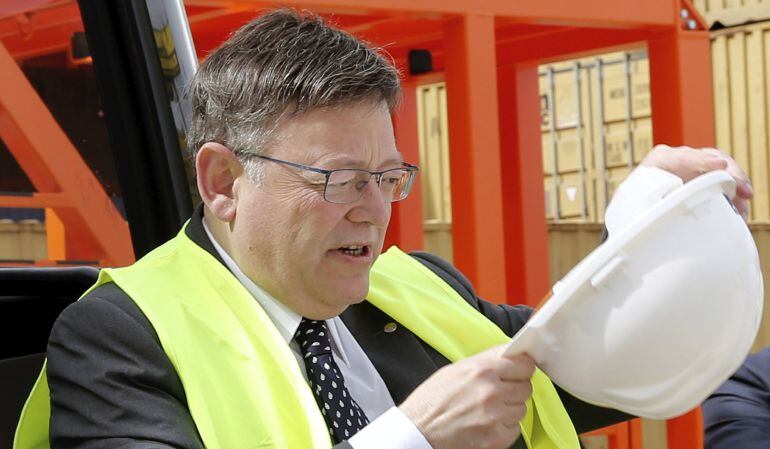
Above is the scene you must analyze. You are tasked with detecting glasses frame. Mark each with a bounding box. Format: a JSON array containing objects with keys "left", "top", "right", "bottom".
[{"left": 254, "top": 155, "right": 419, "bottom": 204}]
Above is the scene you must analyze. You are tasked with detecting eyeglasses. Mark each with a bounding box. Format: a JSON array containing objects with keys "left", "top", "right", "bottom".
[{"left": 254, "top": 155, "right": 419, "bottom": 204}]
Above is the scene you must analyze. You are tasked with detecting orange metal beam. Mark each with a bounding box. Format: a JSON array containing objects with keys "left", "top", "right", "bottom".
[
  {"left": 581, "top": 418, "right": 644, "bottom": 449},
  {"left": 443, "top": 14, "right": 507, "bottom": 302},
  {"left": 0, "top": 1, "right": 72, "bottom": 20},
  {"left": 385, "top": 76, "right": 425, "bottom": 252},
  {"left": 186, "top": 0, "right": 675, "bottom": 28},
  {"left": 667, "top": 408, "right": 704, "bottom": 449},
  {"left": 497, "top": 62, "right": 550, "bottom": 307},
  {"left": 349, "top": 18, "right": 443, "bottom": 51},
  {"left": 0, "top": 40, "right": 134, "bottom": 266},
  {"left": 0, "top": 259, "right": 98, "bottom": 267},
  {"left": 185, "top": 3, "right": 260, "bottom": 24},
  {"left": 0, "top": 20, "right": 83, "bottom": 59},
  {"left": 45, "top": 208, "right": 66, "bottom": 260},
  {"left": 0, "top": 1, "right": 82, "bottom": 59},
  {"left": 630, "top": 419, "right": 643, "bottom": 448},
  {"left": 496, "top": 27, "right": 650, "bottom": 66},
  {"left": 648, "top": 28, "right": 714, "bottom": 147},
  {"left": 0, "top": 193, "right": 72, "bottom": 208}
]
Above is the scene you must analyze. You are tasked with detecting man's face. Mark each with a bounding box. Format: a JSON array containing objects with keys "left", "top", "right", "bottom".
[{"left": 229, "top": 101, "right": 401, "bottom": 319}]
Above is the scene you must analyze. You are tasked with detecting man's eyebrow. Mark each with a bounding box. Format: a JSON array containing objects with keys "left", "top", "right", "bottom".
[
  {"left": 380, "top": 155, "right": 405, "bottom": 167},
  {"left": 312, "top": 152, "right": 405, "bottom": 169}
]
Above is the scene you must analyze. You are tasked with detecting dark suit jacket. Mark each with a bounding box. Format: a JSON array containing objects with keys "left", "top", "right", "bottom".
[
  {"left": 703, "top": 347, "right": 770, "bottom": 449},
  {"left": 46, "top": 207, "right": 629, "bottom": 448}
]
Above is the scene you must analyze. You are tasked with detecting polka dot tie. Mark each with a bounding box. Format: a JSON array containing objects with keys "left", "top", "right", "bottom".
[{"left": 295, "top": 318, "right": 370, "bottom": 443}]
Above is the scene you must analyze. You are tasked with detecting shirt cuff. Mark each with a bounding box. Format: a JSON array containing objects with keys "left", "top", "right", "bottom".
[
  {"left": 605, "top": 165, "right": 683, "bottom": 235},
  {"left": 348, "top": 406, "right": 433, "bottom": 449}
]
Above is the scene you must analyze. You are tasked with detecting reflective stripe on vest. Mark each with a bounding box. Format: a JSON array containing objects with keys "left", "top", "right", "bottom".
[
  {"left": 369, "top": 247, "right": 579, "bottom": 449},
  {"left": 15, "top": 225, "right": 579, "bottom": 449}
]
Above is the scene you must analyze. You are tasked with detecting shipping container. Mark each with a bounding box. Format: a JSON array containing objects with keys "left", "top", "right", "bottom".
[
  {"left": 540, "top": 24, "right": 770, "bottom": 223},
  {"left": 540, "top": 51, "right": 652, "bottom": 223},
  {"left": 416, "top": 51, "right": 654, "bottom": 243},
  {"left": 712, "top": 20, "right": 770, "bottom": 221},
  {"left": 417, "top": 27, "right": 770, "bottom": 226},
  {"left": 0, "top": 220, "right": 47, "bottom": 261},
  {"left": 416, "top": 82, "right": 453, "bottom": 262},
  {"left": 694, "top": 0, "right": 770, "bottom": 28}
]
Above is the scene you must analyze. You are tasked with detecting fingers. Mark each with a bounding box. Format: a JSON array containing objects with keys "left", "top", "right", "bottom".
[
  {"left": 701, "top": 148, "right": 752, "bottom": 192},
  {"left": 501, "top": 405, "right": 527, "bottom": 429},
  {"left": 400, "top": 346, "right": 536, "bottom": 449},
  {"left": 701, "top": 156, "right": 729, "bottom": 174},
  {"left": 699, "top": 147, "right": 753, "bottom": 220},
  {"left": 501, "top": 420, "right": 522, "bottom": 431},
  {"left": 642, "top": 145, "right": 754, "bottom": 221},
  {"left": 500, "top": 381, "right": 533, "bottom": 405},
  {"left": 497, "top": 353, "right": 536, "bottom": 382},
  {"left": 496, "top": 353, "right": 534, "bottom": 417},
  {"left": 736, "top": 181, "right": 754, "bottom": 199},
  {"left": 643, "top": 145, "right": 726, "bottom": 182}
]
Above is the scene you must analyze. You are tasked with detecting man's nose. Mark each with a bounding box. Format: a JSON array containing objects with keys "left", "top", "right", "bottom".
[{"left": 346, "top": 178, "right": 390, "bottom": 227}]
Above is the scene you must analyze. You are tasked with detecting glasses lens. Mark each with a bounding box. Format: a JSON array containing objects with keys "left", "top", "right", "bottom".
[
  {"left": 380, "top": 169, "right": 413, "bottom": 202},
  {"left": 325, "top": 169, "right": 371, "bottom": 203},
  {"left": 325, "top": 167, "right": 416, "bottom": 204}
]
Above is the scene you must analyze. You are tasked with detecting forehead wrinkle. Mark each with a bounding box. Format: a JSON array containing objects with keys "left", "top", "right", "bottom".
[
  {"left": 311, "top": 150, "right": 403, "bottom": 170},
  {"left": 268, "top": 103, "right": 399, "bottom": 169}
]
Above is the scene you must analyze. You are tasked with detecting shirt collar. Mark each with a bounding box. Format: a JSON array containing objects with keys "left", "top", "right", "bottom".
[{"left": 202, "top": 217, "right": 302, "bottom": 344}]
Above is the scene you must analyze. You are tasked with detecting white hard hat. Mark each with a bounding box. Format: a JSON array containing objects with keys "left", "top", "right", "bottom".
[{"left": 505, "top": 170, "right": 763, "bottom": 419}]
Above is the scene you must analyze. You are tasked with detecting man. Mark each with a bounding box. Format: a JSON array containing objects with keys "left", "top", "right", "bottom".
[
  {"left": 17, "top": 8, "right": 753, "bottom": 449},
  {"left": 703, "top": 347, "right": 770, "bottom": 448}
]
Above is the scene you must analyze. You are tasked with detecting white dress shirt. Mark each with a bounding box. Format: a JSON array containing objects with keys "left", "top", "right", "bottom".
[{"left": 202, "top": 221, "right": 432, "bottom": 449}]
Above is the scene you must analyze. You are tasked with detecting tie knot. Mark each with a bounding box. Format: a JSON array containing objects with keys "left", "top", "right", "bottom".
[{"left": 295, "top": 318, "right": 332, "bottom": 357}]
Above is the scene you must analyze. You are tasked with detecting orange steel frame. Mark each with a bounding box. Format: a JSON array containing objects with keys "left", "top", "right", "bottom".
[
  {"left": 0, "top": 38, "right": 134, "bottom": 266},
  {"left": 0, "top": 0, "right": 715, "bottom": 446}
]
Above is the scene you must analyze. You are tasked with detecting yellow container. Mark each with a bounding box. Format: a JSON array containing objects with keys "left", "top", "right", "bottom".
[
  {"left": 416, "top": 83, "right": 451, "bottom": 225},
  {"left": 599, "top": 56, "right": 651, "bottom": 122},
  {"left": 0, "top": 220, "right": 47, "bottom": 261},
  {"left": 541, "top": 26, "right": 770, "bottom": 224},
  {"left": 712, "top": 21, "right": 770, "bottom": 222},
  {"left": 539, "top": 51, "right": 653, "bottom": 223},
  {"left": 544, "top": 172, "right": 600, "bottom": 221},
  {"left": 693, "top": 0, "right": 770, "bottom": 28},
  {"left": 418, "top": 26, "right": 770, "bottom": 238},
  {"left": 416, "top": 82, "right": 453, "bottom": 261}
]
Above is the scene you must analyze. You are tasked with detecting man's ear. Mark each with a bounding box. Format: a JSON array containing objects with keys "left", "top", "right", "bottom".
[{"left": 196, "top": 142, "right": 242, "bottom": 222}]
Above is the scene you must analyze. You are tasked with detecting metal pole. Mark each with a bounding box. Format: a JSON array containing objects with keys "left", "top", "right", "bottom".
[
  {"left": 573, "top": 62, "right": 587, "bottom": 220},
  {"left": 595, "top": 58, "right": 608, "bottom": 212},
  {"left": 624, "top": 52, "right": 635, "bottom": 168},
  {"left": 547, "top": 66, "right": 561, "bottom": 221}
]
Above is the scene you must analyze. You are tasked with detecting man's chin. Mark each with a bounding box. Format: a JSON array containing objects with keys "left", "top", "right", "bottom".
[
  {"left": 309, "top": 295, "right": 366, "bottom": 320},
  {"left": 340, "top": 284, "right": 370, "bottom": 305},
  {"left": 301, "top": 280, "right": 365, "bottom": 316}
]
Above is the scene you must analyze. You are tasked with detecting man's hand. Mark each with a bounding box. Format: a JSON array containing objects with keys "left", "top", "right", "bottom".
[
  {"left": 641, "top": 145, "right": 754, "bottom": 219},
  {"left": 399, "top": 345, "right": 535, "bottom": 449}
]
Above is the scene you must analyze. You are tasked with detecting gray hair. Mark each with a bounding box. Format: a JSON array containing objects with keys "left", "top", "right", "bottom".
[{"left": 187, "top": 8, "right": 402, "bottom": 178}]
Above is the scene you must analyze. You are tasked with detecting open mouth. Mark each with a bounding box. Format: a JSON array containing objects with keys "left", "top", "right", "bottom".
[{"left": 336, "top": 245, "right": 371, "bottom": 257}]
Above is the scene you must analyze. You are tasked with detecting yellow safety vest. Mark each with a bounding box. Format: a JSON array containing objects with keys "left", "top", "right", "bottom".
[{"left": 15, "top": 225, "right": 579, "bottom": 449}]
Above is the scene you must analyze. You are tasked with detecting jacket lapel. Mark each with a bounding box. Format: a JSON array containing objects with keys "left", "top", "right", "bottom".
[{"left": 340, "top": 300, "right": 449, "bottom": 405}]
